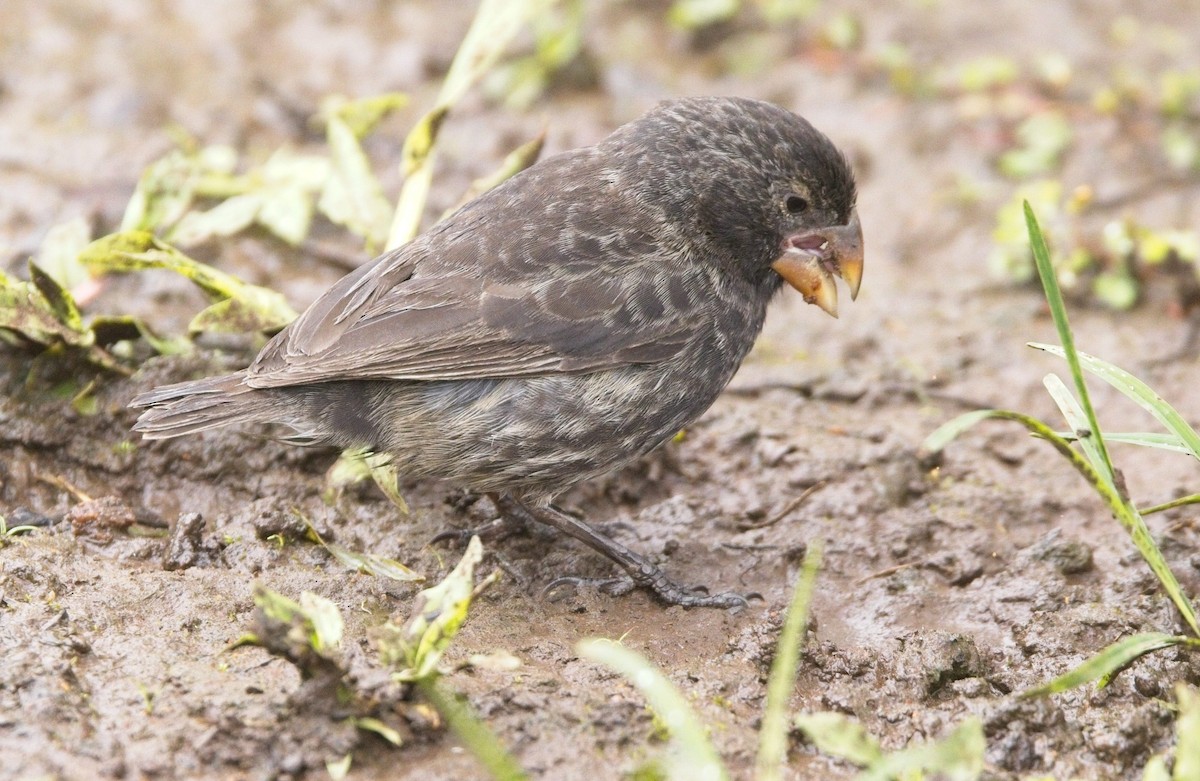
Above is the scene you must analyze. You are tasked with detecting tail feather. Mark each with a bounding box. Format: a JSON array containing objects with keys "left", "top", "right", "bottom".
[{"left": 131, "top": 372, "right": 272, "bottom": 439}]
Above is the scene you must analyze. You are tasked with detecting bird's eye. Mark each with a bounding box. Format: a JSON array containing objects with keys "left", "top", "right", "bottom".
[{"left": 785, "top": 194, "right": 809, "bottom": 214}]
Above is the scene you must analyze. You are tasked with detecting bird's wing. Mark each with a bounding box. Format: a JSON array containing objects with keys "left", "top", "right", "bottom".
[{"left": 244, "top": 237, "right": 699, "bottom": 390}]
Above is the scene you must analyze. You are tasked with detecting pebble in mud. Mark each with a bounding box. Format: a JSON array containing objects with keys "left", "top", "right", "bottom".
[
  {"left": 65, "top": 496, "right": 136, "bottom": 543},
  {"left": 162, "top": 511, "right": 210, "bottom": 571},
  {"left": 246, "top": 497, "right": 332, "bottom": 542},
  {"left": 1030, "top": 532, "right": 1094, "bottom": 576},
  {"left": 892, "top": 631, "right": 989, "bottom": 697},
  {"left": 872, "top": 454, "right": 928, "bottom": 508}
]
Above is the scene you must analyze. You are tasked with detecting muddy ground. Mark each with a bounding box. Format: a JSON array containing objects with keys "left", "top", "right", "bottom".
[{"left": 3, "top": 1, "right": 1200, "bottom": 779}]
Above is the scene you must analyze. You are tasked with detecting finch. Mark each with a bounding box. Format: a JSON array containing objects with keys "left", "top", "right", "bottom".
[{"left": 132, "top": 96, "right": 863, "bottom": 608}]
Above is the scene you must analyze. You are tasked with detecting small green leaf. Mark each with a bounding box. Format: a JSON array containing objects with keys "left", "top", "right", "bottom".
[
  {"left": 300, "top": 591, "right": 345, "bottom": 653},
  {"left": 121, "top": 146, "right": 238, "bottom": 233},
  {"left": 859, "top": 717, "right": 985, "bottom": 781},
  {"left": 920, "top": 409, "right": 999, "bottom": 455},
  {"left": 999, "top": 111, "right": 1073, "bottom": 178},
  {"left": 989, "top": 181, "right": 1064, "bottom": 283},
  {"left": 90, "top": 314, "right": 194, "bottom": 355},
  {"left": 319, "top": 114, "right": 394, "bottom": 252},
  {"left": 304, "top": 519, "right": 422, "bottom": 582},
  {"left": 1035, "top": 53, "right": 1073, "bottom": 89},
  {"left": 1162, "top": 122, "right": 1200, "bottom": 171},
  {"left": 1022, "top": 633, "right": 1192, "bottom": 697},
  {"left": 167, "top": 192, "right": 263, "bottom": 246},
  {"left": 325, "top": 543, "right": 423, "bottom": 582},
  {"left": 386, "top": 0, "right": 538, "bottom": 250},
  {"left": 1092, "top": 270, "right": 1139, "bottom": 310},
  {"left": 82, "top": 231, "right": 298, "bottom": 334},
  {"left": 325, "top": 448, "right": 409, "bottom": 513},
  {"left": 28, "top": 261, "right": 86, "bottom": 334},
  {"left": 250, "top": 587, "right": 344, "bottom": 657},
  {"left": 323, "top": 92, "right": 409, "bottom": 138},
  {"left": 793, "top": 712, "right": 882, "bottom": 767},
  {"left": 1137, "top": 228, "right": 1200, "bottom": 265},
  {"left": 35, "top": 216, "right": 93, "bottom": 291},
  {"left": 1143, "top": 754, "right": 1170, "bottom": 781},
  {"left": 366, "top": 454, "right": 408, "bottom": 514},
  {"left": 957, "top": 55, "right": 1019, "bottom": 92},
  {"left": 386, "top": 536, "right": 497, "bottom": 682},
  {"left": 262, "top": 148, "right": 332, "bottom": 191},
  {"left": 759, "top": 0, "right": 819, "bottom": 23},
  {"left": 0, "top": 266, "right": 90, "bottom": 347},
  {"left": 187, "top": 294, "right": 293, "bottom": 335},
  {"left": 821, "top": 12, "right": 862, "bottom": 50},
  {"left": 1159, "top": 69, "right": 1200, "bottom": 116},
  {"left": 326, "top": 754, "right": 352, "bottom": 781},
  {"left": 485, "top": 0, "right": 586, "bottom": 109},
  {"left": 353, "top": 717, "right": 404, "bottom": 746},
  {"left": 667, "top": 0, "right": 739, "bottom": 30},
  {"left": 257, "top": 184, "right": 316, "bottom": 246}
]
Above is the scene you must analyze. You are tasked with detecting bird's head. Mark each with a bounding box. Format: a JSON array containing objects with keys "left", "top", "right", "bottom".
[{"left": 611, "top": 96, "right": 863, "bottom": 317}]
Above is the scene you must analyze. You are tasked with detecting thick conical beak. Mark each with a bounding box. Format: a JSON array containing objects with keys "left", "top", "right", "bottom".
[{"left": 771, "top": 209, "right": 864, "bottom": 318}]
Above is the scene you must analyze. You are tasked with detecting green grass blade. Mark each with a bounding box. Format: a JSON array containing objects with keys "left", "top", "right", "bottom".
[
  {"left": 922, "top": 408, "right": 1200, "bottom": 636},
  {"left": 756, "top": 543, "right": 822, "bottom": 781},
  {"left": 1143, "top": 754, "right": 1170, "bottom": 781},
  {"left": 417, "top": 678, "right": 529, "bottom": 781},
  {"left": 1116, "top": 506, "right": 1200, "bottom": 637},
  {"left": 1176, "top": 684, "right": 1200, "bottom": 781},
  {"left": 1142, "top": 494, "right": 1200, "bottom": 516},
  {"left": 1052, "top": 431, "right": 1190, "bottom": 455},
  {"left": 1042, "top": 373, "right": 1114, "bottom": 486},
  {"left": 1030, "top": 343, "right": 1200, "bottom": 462},
  {"left": 1022, "top": 633, "right": 1192, "bottom": 697},
  {"left": 920, "top": 410, "right": 998, "bottom": 455},
  {"left": 578, "top": 638, "right": 728, "bottom": 781},
  {"left": 1024, "top": 201, "right": 1115, "bottom": 478}
]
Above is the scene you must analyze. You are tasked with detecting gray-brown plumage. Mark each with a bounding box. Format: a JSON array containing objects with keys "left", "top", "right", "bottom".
[{"left": 132, "top": 96, "right": 863, "bottom": 608}]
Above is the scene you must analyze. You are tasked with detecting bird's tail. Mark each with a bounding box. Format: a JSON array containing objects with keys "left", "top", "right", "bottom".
[{"left": 131, "top": 372, "right": 272, "bottom": 439}]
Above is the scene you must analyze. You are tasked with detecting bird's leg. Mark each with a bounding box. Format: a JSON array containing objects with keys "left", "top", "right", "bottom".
[
  {"left": 496, "top": 495, "right": 756, "bottom": 610},
  {"left": 429, "top": 492, "right": 529, "bottom": 547}
]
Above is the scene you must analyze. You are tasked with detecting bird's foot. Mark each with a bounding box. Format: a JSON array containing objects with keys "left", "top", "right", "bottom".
[
  {"left": 429, "top": 513, "right": 527, "bottom": 548},
  {"left": 545, "top": 575, "right": 636, "bottom": 598},
  {"left": 545, "top": 566, "right": 758, "bottom": 609},
  {"left": 497, "top": 494, "right": 759, "bottom": 610}
]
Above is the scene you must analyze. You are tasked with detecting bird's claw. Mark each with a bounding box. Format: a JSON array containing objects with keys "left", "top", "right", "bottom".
[
  {"left": 544, "top": 570, "right": 760, "bottom": 610},
  {"left": 428, "top": 514, "right": 525, "bottom": 548},
  {"left": 544, "top": 575, "right": 637, "bottom": 599}
]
